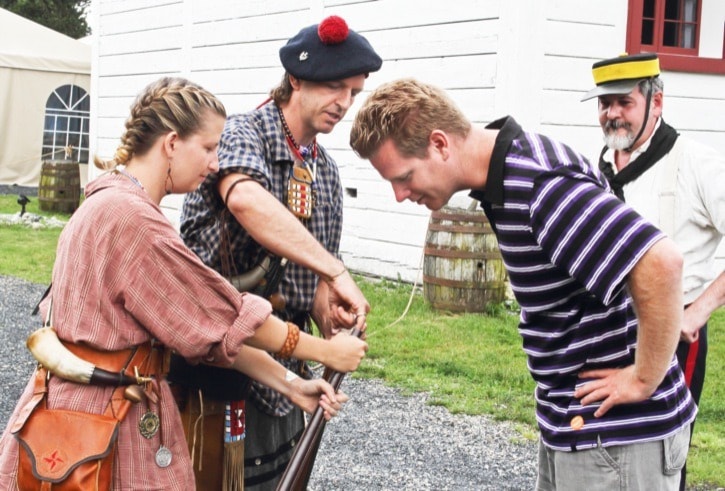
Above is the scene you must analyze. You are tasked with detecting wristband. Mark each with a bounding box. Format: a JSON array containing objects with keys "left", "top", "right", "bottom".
[
  {"left": 285, "top": 370, "right": 299, "bottom": 382},
  {"left": 276, "top": 321, "right": 300, "bottom": 359}
]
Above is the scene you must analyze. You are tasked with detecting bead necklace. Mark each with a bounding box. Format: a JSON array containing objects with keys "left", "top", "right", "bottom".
[
  {"left": 277, "top": 105, "right": 317, "bottom": 180},
  {"left": 116, "top": 168, "right": 145, "bottom": 190}
]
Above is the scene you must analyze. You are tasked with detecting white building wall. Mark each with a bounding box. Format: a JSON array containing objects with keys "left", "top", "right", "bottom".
[{"left": 90, "top": 0, "right": 725, "bottom": 282}]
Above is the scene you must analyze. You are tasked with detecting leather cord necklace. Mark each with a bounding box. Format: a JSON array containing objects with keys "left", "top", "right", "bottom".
[{"left": 116, "top": 168, "right": 145, "bottom": 190}]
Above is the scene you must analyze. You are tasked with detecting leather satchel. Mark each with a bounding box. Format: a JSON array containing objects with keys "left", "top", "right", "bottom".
[
  {"left": 12, "top": 299, "right": 164, "bottom": 490},
  {"left": 13, "top": 367, "right": 124, "bottom": 491},
  {"left": 16, "top": 404, "right": 118, "bottom": 490}
]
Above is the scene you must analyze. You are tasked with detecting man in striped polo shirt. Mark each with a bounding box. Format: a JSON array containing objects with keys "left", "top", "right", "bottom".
[{"left": 350, "top": 78, "right": 697, "bottom": 490}]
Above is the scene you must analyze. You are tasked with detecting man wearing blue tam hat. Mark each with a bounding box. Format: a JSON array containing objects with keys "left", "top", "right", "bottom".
[
  {"left": 279, "top": 14, "right": 382, "bottom": 82},
  {"left": 583, "top": 53, "right": 725, "bottom": 491},
  {"left": 178, "top": 15, "right": 381, "bottom": 490}
]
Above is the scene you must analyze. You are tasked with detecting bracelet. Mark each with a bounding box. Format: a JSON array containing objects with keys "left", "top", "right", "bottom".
[
  {"left": 325, "top": 266, "right": 347, "bottom": 283},
  {"left": 276, "top": 321, "right": 300, "bottom": 359}
]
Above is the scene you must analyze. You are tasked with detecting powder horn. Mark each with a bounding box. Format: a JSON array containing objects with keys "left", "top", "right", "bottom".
[
  {"left": 229, "top": 255, "right": 271, "bottom": 292},
  {"left": 26, "top": 327, "right": 140, "bottom": 386}
]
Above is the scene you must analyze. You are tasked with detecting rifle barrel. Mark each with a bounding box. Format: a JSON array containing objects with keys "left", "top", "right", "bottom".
[{"left": 276, "top": 329, "right": 361, "bottom": 491}]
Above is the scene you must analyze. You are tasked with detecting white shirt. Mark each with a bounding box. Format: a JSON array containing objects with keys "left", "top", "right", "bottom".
[{"left": 603, "top": 125, "right": 725, "bottom": 304}]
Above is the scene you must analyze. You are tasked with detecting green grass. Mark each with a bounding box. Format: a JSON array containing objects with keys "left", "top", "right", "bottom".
[
  {"left": 686, "top": 307, "right": 725, "bottom": 487},
  {"left": 358, "top": 279, "right": 534, "bottom": 426},
  {"left": 0, "top": 202, "right": 722, "bottom": 488},
  {"left": 0, "top": 195, "right": 65, "bottom": 284},
  {"left": 0, "top": 194, "right": 76, "bottom": 220},
  {"left": 0, "top": 227, "right": 59, "bottom": 284}
]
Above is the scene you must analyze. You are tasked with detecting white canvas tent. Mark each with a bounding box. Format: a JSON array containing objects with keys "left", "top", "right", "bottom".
[{"left": 0, "top": 8, "right": 91, "bottom": 187}]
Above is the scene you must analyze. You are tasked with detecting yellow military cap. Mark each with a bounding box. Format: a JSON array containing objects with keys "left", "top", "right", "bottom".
[{"left": 581, "top": 53, "right": 660, "bottom": 101}]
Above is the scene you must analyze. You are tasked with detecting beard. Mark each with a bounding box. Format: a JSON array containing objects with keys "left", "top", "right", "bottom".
[{"left": 603, "top": 120, "right": 636, "bottom": 151}]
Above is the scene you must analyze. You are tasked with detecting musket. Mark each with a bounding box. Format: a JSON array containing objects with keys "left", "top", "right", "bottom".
[{"left": 276, "top": 326, "right": 363, "bottom": 491}]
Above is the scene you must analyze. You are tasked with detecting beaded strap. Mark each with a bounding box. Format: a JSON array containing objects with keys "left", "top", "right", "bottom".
[{"left": 277, "top": 105, "right": 317, "bottom": 161}]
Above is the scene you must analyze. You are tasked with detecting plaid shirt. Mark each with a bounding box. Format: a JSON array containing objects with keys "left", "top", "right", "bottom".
[{"left": 181, "top": 101, "right": 344, "bottom": 415}]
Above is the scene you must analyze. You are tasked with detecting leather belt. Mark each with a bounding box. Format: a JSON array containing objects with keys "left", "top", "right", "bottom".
[{"left": 61, "top": 339, "right": 169, "bottom": 384}]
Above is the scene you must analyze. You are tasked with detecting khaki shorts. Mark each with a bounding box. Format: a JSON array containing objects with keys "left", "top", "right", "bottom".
[{"left": 536, "top": 425, "right": 690, "bottom": 491}]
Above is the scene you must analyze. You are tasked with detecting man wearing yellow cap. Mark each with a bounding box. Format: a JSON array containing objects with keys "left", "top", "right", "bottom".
[{"left": 583, "top": 53, "right": 725, "bottom": 490}]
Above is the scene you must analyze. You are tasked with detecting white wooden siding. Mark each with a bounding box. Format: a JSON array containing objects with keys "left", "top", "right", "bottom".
[{"left": 90, "top": 0, "right": 725, "bottom": 282}]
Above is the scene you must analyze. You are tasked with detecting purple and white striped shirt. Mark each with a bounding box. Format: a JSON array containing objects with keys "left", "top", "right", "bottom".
[{"left": 471, "top": 117, "right": 696, "bottom": 451}]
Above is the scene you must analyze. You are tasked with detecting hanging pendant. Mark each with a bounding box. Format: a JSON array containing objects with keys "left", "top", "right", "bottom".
[
  {"left": 155, "top": 445, "right": 172, "bottom": 468},
  {"left": 287, "top": 165, "right": 314, "bottom": 219},
  {"left": 139, "top": 411, "right": 160, "bottom": 439}
]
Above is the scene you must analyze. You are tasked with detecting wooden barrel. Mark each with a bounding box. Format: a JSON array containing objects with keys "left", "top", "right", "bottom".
[
  {"left": 423, "top": 206, "right": 508, "bottom": 312},
  {"left": 38, "top": 160, "right": 81, "bottom": 214}
]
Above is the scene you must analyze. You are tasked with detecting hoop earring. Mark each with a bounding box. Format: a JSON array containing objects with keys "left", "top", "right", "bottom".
[{"left": 165, "top": 161, "right": 174, "bottom": 195}]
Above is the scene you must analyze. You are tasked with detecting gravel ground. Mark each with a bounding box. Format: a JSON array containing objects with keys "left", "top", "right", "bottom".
[
  {"left": 0, "top": 275, "right": 47, "bottom": 429},
  {"left": 0, "top": 274, "right": 538, "bottom": 490},
  {"left": 310, "top": 378, "right": 538, "bottom": 490}
]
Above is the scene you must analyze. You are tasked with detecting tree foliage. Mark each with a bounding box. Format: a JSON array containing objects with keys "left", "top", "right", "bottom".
[{"left": 1, "top": 0, "right": 90, "bottom": 39}]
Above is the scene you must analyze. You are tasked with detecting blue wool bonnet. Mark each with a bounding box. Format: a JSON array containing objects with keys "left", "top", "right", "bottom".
[{"left": 279, "top": 15, "right": 382, "bottom": 82}]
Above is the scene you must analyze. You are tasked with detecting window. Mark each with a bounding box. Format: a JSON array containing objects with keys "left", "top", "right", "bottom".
[
  {"left": 42, "top": 85, "right": 90, "bottom": 163},
  {"left": 627, "top": 0, "right": 725, "bottom": 73}
]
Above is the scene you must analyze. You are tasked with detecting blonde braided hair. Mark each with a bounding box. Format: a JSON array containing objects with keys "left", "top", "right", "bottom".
[{"left": 94, "top": 77, "right": 226, "bottom": 170}]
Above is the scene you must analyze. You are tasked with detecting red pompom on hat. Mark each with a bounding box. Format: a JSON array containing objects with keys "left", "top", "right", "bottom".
[{"left": 318, "top": 15, "right": 349, "bottom": 45}]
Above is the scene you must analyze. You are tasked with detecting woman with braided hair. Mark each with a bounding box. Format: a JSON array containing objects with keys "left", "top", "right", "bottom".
[{"left": 0, "top": 77, "right": 367, "bottom": 490}]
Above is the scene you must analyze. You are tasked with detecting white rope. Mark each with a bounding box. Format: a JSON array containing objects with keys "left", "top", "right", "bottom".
[{"left": 364, "top": 233, "right": 426, "bottom": 338}]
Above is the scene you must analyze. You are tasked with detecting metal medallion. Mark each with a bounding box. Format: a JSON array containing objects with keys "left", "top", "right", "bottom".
[
  {"left": 139, "top": 411, "right": 160, "bottom": 439},
  {"left": 155, "top": 445, "right": 172, "bottom": 468}
]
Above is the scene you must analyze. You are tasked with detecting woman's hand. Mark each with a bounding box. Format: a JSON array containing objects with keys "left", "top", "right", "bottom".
[
  {"left": 288, "top": 377, "right": 350, "bottom": 420},
  {"left": 321, "top": 332, "right": 368, "bottom": 373}
]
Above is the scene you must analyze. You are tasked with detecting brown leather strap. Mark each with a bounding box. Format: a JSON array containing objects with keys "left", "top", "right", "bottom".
[
  {"left": 224, "top": 176, "right": 256, "bottom": 206},
  {"left": 104, "top": 385, "right": 133, "bottom": 421},
  {"left": 18, "top": 341, "right": 166, "bottom": 425},
  {"left": 10, "top": 367, "right": 48, "bottom": 433},
  {"left": 61, "top": 340, "right": 167, "bottom": 378},
  {"left": 11, "top": 355, "right": 138, "bottom": 434},
  {"left": 102, "top": 343, "right": 162, "bottom": 421}
]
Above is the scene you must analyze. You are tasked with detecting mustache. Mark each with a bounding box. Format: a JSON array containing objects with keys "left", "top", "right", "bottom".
[{"left": 604, "top": 120, "right": 631, "bottom": 132}]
